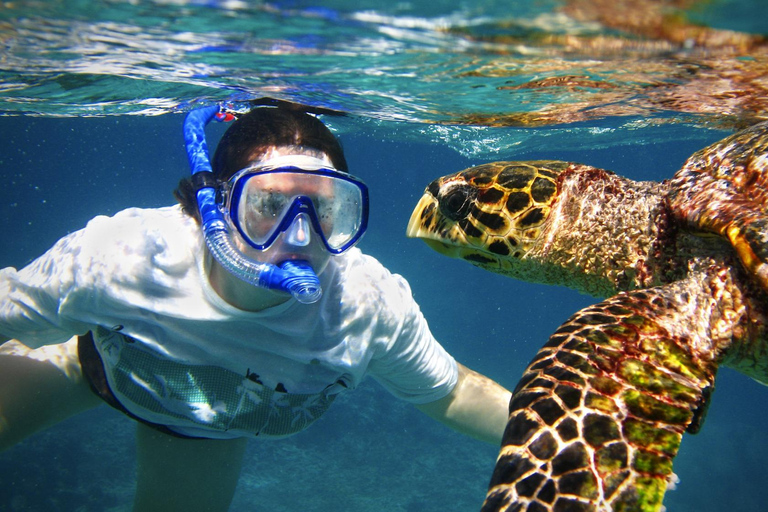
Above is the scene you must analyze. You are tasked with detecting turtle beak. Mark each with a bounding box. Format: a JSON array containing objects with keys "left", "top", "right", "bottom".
[
  {"left": 406, "top": 193, "right": 437, "bottom": 240},
  {"left": 406, "top": 193, "right": 467, "bottom": 258}
]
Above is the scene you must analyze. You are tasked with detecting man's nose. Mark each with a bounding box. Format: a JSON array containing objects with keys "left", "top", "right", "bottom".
[{"left": 285, "top": 212, "right": 311, "bottom": 247}]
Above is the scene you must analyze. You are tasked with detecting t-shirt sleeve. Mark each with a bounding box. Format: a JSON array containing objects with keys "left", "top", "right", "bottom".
[
  {"left": 0, "top": 230, "right": 88, "bottom": 347},
  {"left": 366, "top": 271, "right": 459, "bottom": 404}
]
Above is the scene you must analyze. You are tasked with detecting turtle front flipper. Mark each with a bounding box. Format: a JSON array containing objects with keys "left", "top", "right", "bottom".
[
  {"left": 482, "top": 282, "right": 722, "bottom": 512},
  {"left": 669, "top": 121, "right": 768, "bottom": 292}
]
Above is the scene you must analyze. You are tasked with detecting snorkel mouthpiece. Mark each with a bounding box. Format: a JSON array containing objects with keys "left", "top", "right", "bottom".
[
  {"left": 183, "top": 105, "right": 323, "bottom": 304},
  {"left": 261, "top": 260, "right": 323, "bottom": 304}
]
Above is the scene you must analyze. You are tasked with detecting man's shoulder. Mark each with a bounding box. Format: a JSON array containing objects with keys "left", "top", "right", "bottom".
[
  {"left": 333, "top": 248, "right": 392, "bottom": 284},
  {"left": 75, "top": 205, "right": 202, "bottom": 277},
  {"left": 332, "top": 248, "right": 416, "bottom": 316},
  {"left": 82, "top": 205, "right": 196, "bottom": 245},
  {"left": 86, "top": 204, "right": 191, "bottom": 229}
]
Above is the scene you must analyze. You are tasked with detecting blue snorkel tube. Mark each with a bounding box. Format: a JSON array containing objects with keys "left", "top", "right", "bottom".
[{"left": 183, "top": 105, "right": 322, "bottom": 304}]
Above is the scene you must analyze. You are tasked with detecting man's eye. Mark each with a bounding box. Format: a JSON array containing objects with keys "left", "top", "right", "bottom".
[
  {"left": 262, "top": 193, "right": 289, "bottom": 216},
  {"left": 264, "top": 195, "right": 280, "bottom": 213},
  {"left": 314, "top": 196, "right": 332, "bottom": 214}
]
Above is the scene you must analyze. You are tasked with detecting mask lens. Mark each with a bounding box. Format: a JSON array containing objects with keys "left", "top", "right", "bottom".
[{"left": 229, "top": 168, "right": 367, "bottom": 253}]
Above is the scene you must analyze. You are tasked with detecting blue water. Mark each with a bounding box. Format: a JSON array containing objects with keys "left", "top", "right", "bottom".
[
  {"left": 1, "top": 1, "right": 767, "bottom": 511},
  {"left": 2, "top": 114, "right": 767, "bottom": 512}
]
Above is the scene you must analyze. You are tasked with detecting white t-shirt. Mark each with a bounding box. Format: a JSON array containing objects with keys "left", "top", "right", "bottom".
[{"left": 0, "top": 206, "right": 458, "bottom": 438}]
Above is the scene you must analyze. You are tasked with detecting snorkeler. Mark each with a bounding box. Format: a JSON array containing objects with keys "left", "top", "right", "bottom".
[{"left": 0, "top": 102, "right": 511, "bottom": 511}]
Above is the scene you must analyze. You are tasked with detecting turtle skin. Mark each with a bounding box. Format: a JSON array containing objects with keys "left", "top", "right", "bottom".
[{"left": 406, "top": 122, "right": 768, "bottom": 512}]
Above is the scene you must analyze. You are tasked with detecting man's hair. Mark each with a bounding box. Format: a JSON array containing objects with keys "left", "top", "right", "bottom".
[{"left": 174, "top": 105, "right": 348, "bottom": 223}]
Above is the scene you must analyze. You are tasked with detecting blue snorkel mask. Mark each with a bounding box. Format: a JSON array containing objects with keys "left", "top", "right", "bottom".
[{"left": 183, "top": 105, "right": 367, "bottom": 304}]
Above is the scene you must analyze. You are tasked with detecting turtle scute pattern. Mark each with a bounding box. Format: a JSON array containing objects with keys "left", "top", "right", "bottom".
[
  {"left": 482, "top": 277, "right": 725, "bottom": 512},
  {"left": 417, "top": 161, "right": 565, "bottom": 261}
]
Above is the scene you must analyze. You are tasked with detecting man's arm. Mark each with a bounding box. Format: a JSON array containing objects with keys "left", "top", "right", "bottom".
[{"left": 415, "top": 362, "right": 511, "bottom": 445}]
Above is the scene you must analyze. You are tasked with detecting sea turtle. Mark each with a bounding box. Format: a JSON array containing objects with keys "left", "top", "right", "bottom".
[{"left": 406, "top": 121, "right": 768, "bottom": 512}]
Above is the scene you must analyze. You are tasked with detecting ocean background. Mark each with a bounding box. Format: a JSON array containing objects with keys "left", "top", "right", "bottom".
[{"left": 0, "top": 1, "right": 767, "bottom": 511}]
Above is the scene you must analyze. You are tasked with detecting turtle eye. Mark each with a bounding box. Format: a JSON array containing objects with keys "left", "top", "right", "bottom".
[{"left": 438, "top": 184, "right": 476, "bottom": 221}]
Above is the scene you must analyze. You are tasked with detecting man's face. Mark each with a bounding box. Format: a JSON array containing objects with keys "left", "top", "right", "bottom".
[{"left": 229, "top": 146, "right": 337, "bottom": 275}]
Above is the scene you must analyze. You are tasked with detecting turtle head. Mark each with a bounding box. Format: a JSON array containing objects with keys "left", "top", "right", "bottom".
[{"left": 407, "top": 161, "right": 566, "bottom": 276}]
